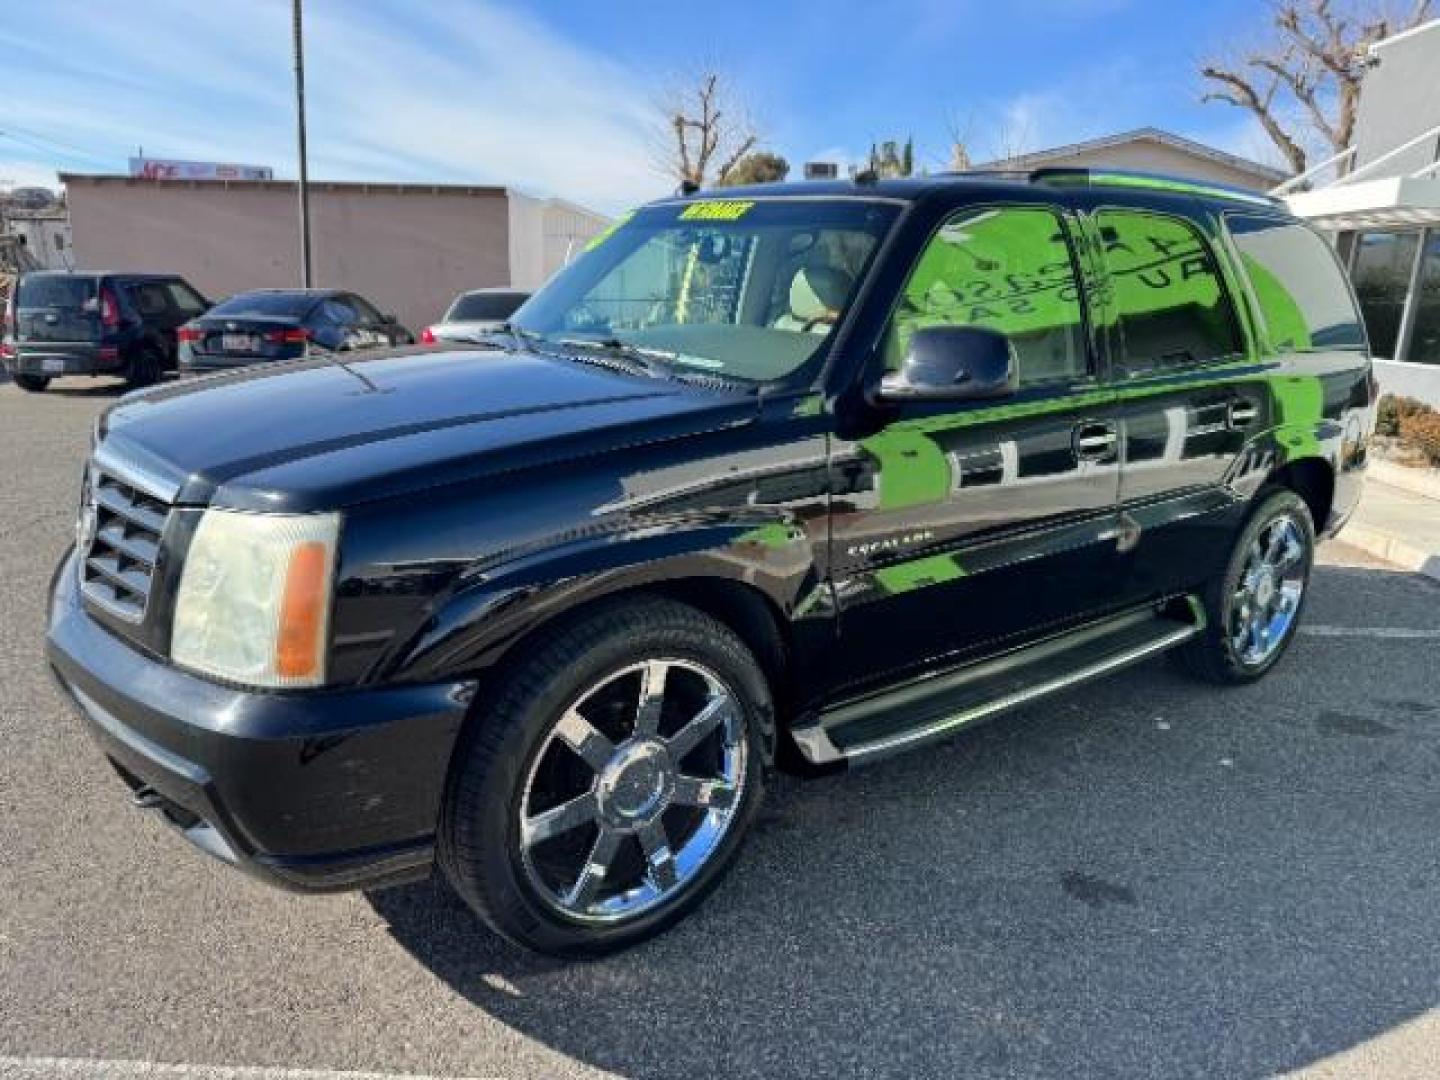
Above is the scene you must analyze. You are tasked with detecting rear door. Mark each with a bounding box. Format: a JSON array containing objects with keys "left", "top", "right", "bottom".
[
  {"left": 829, "top": 201, "right": 1124, "bottom": 693},
  {"left": 1078, "top": 204, "right": 1258, "bottom": 601},
  {"left": 15, "top": 275, "right": 98, "bottom": 344},
  {"left": 127, "top": 279, "right": 210, "bottom": 360}
]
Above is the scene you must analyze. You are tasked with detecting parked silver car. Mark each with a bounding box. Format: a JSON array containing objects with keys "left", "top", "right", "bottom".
[{"left": 421, "top": 288, "right": 529, "bottom": 345}]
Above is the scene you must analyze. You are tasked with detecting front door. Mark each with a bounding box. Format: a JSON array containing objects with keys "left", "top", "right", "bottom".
[{"left": 829, "top": 202, "right": 1123, "bottom": 697}]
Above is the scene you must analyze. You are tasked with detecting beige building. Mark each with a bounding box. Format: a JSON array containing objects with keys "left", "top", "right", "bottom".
[
  {"left": 977, "top": 127, "right": 1289, "bottom": 192},
  {"left": 61, "top": 174, "right": 609, "bottom": 332}
]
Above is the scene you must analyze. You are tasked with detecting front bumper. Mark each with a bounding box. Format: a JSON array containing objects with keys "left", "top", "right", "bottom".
[{"left": 46, "top": 549, "right": 474, "bottom": 892}]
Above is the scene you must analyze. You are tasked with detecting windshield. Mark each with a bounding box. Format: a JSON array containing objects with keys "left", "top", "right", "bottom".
[
  {"left": 209, "top": 292, "right": 317, "bottom": 319},
  {"left": 447, "top": 291, "right": 526, "bottom": 321},
  {"left": 512, "top": 199, "right": 900, "bottom": 382}
]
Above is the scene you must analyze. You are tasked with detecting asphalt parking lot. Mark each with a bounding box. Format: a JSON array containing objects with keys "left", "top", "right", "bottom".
[{"left": 2, "top": 375, "right": 1439, "bottom": 1080}]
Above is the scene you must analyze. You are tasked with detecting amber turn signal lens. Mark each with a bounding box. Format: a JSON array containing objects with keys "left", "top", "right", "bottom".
[{"left": 275, "top": 541, "right": 329, "bottom": 679}]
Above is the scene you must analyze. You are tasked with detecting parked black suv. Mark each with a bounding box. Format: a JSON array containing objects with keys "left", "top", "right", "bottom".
[
  {"left": 3, "top": 272, "right": 209, "bottom": 392},
  {"left": 47, "top": 171, "right": 1373, "bottom": 956}
]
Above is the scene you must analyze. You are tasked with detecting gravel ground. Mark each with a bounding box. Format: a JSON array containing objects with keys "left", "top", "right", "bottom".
[{"left": 2, "top": 377, "right": 1439, "bottom": 1080}]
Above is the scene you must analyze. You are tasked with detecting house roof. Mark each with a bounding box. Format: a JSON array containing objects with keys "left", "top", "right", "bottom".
[{"left": 974, "top": 127, "right": 1290, "bottom": 184}]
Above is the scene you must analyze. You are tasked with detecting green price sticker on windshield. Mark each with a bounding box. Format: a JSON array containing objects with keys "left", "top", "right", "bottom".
[{"left": 678, "top": 200, "right": 755, "bottom": 222}]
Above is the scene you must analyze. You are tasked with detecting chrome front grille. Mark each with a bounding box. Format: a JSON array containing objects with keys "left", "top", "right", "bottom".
[{"left": 80, "top": 467, "right": 174, "bottom": 622}]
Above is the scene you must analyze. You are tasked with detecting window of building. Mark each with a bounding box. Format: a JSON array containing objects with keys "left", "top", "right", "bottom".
[
  {"left": 1094, "top": 209, "right": 1242, "bottom": 372},
  {"left": 887, "top": 206, "right": 1088, "bottom": 386},
  {"left": 1349, "top": 230, "right": 1421, "bottom": 360},
  {"left": 1410, "top": 231, "right": 1440, "bottom": 366},
  {"left": 1225, "top": 214, "right": 1364, "bottom": 351}
]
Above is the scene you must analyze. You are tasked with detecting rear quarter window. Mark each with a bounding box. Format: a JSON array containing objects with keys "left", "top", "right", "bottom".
[
  {"left": 164, "top": 281, "right": 209, "bottom": 316},
  {"left": 17, "top": 276, "right": 95, "bottom": 309},
  {"left": 1224, "top": 214, "right": 1365, "bottom": 352}
]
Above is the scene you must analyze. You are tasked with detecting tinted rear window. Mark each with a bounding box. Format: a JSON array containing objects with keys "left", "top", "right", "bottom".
[
  {"left": 1094, "top": 209, "right": 1243, "bottom": 372},
  {"left": 17, "top": 276, "right": 95, "bottom": 309},
  {"left": 1225, "top": 215, "right": 1365, "bottom": 351},
  {"left": 447, "top": 292, "right": 525, "bottom": 321},
  {"left": 209, "top": 292, "right": 318, "bottom": 318}
]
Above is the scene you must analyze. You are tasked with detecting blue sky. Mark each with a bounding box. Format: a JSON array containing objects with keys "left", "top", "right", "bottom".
[{"left": 1, "top": 0, "right": 1284, "bottom": 214}]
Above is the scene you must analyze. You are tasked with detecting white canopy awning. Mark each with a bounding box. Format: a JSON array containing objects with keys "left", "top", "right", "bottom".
[{"left": 1285, "top": 176, "right": 1440, "bottom": 231}]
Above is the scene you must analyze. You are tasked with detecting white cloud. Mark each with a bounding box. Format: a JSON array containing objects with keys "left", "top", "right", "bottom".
[
  {"left": 0, "top": 0, "right": 669, "bottom": 214},
  {"left": 0, "top": 160, "right": 62, "bottom": 192}
]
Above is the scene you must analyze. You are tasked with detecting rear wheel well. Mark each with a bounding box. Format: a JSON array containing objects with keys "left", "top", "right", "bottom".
[{"left": 1267, "top": 457, "right": 1334, "bottom": 533}]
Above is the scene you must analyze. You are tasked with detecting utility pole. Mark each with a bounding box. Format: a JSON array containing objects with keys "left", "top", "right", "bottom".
[{"left": 291, "top": 0, "right": 313, "bottom": 287}]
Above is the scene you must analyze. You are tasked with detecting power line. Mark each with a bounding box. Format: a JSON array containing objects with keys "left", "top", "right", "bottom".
[{"left": 0, "top": 119, "right": 117, "bottom": 163}]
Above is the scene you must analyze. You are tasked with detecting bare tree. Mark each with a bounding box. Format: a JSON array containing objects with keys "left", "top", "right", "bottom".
[
  {"left": 939, "top": 110, "right": 978, "bottom": 172},
  {"left": 1201, "top": 0, "right": 1435, "bottom": 175},
  {"left": 655, "top": 70, "right": 759, "bottom": 189}
]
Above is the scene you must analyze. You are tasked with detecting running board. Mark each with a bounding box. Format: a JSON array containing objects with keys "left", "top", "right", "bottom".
[{"left": 793, "top": 598, "right": 1204, "bottom": 767}]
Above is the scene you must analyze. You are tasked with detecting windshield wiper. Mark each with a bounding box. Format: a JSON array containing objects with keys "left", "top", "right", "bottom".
[
  {"left": 486, "top": 322, "right": 539, "bottom": 352},
  {"left": 549, "top": 337, "right": 676, "bottom": 379}
]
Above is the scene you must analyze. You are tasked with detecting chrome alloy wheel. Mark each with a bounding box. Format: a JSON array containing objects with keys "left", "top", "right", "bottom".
[
  {"left": 517, "top": 659, "right": 749, "bottom": 923},
  {"left": 1230, "top": 513, "right": 1308, "bottom": 667}
]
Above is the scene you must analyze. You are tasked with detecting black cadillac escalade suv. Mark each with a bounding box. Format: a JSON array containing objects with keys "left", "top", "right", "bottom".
[{"left": 47, "top": 171, "right": 1374, "bottom": 957}]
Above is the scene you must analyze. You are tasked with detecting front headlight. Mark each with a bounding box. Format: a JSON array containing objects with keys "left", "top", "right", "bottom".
[{"left": 172, "top": 509, "right": 341, "bottom": 689}]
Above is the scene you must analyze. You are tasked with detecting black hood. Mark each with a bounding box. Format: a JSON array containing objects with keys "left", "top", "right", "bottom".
[{"left": 99, "top": 346, "right": 756, "bottom": 511}]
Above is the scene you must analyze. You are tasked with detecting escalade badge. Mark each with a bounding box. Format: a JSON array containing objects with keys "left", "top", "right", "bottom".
[{"left": 847, "top": 530, "right": 935, "bottom": 558}]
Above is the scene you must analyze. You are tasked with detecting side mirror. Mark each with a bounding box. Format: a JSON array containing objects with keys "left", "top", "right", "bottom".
[
  {"left": 380, "top": 312, "right": 398, "bottom": 325},
  {"left": 877, "top": 326, "right": 1017, "bottom": 403}
]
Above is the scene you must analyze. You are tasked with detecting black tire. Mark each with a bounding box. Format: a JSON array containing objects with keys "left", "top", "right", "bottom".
[
  {"left": 438, "top": 595, "right": 771, "bottom": 957},
  {"left": 1173, "top": 487, "right": 1315, "bottom": 685},
  {"left": 12, "top": 374, "right": 50, "bottom": 393},
  {"left": 125, "top": 346, "right": 164, "bottom": 389}
]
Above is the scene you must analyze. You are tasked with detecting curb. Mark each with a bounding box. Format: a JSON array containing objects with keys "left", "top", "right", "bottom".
[
  {"left": 1368, "top": 460, "right": 1440, "bottom": 502},
  {"left": 1337, "top": 521, "right": 1440, "bottom": 584}
]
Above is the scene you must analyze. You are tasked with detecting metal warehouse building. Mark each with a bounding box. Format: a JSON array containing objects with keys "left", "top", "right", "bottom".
[{"left": 59, "top": 174, "right": 610, "bottom": 333}]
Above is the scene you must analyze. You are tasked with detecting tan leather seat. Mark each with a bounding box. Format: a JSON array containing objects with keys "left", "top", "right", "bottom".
[{"left": 773, "top": 265, "right": 854, "bottom": 333}]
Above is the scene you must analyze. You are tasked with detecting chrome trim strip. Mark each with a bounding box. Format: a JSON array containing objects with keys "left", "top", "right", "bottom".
[
  {"left": 80, "top": 584, "right": 146, "bottom": 624},
  {"left": 805, "top": 614, "right": 1202, "bottom": 767},
  {"left": 92, "top": 441, "right": 183, "bottom": 504}
]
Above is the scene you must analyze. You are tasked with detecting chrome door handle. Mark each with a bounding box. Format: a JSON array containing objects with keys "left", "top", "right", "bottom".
[
  {"left": 1073, "top": 422, "right": 1118, "bottom": 461},
  {"left": 1228, "top": 401, "right": 1259, "bottom": 428}
]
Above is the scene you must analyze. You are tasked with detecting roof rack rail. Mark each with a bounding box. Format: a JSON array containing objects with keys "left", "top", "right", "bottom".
[{"left": 1028, "top": 167, "right": 1284, "bottom": 208}]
